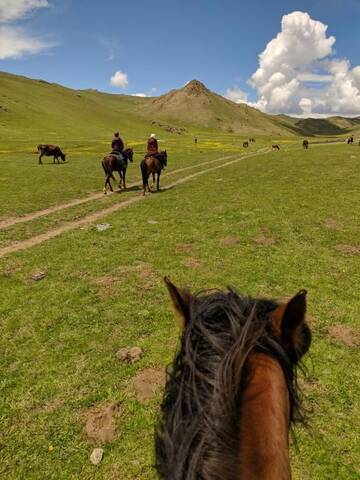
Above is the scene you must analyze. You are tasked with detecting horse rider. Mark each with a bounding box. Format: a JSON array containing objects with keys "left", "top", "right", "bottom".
[
  {"left": 147, "top": 133, "right": 158, "bottom": 157},
  {"left": 111, "top": 132, "right": 125, "bottom": 164}
]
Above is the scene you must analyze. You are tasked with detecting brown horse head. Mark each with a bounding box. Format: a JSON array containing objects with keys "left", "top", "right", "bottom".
[
  {"left": 156, "top": 278, "right": 311, "bottom": 480},
  {"left": 124, "top": 147, "right": 134, "bottom": 162},
  {"left": 155, "top": 150, "right": 167, "bottom": 167}
]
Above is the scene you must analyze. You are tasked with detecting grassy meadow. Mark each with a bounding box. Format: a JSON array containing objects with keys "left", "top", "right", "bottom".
[{"left": 0, "top": 72, "right": 359, "bottom": 479}]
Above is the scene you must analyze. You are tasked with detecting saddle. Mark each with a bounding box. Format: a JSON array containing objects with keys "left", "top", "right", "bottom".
[{"left": 111, "top": 150, "right": 126, "bottom": 168}]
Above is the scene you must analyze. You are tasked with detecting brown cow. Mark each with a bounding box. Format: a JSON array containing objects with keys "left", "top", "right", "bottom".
[
  {"left": 37, "top": 144, "right": 66, "bottom": 165},
  {"left": 272, "top": 144, "right": 280, "bottom": 150}
]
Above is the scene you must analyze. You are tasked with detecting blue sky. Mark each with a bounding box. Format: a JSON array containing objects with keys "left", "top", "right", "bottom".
[{"left": 1, "top": 0, "right": 360, "bottom": 116}]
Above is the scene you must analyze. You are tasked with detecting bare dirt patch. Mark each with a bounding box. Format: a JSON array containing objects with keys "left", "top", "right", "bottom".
[
  {"left": 183, "top": 258, "right": 203, "bottom": 269},
  {"left": 131, "top": 367, "right": 166, "bottom": 403},
  {"left": 175, "top": 243, "right": 193, "bottom": 253},
  {"left": 84, "top": 401, "right": 122, "bottom": 443},
  {"left": 254, "top": 235, "right": 276, "bottom": 246},
  {"left": 335, "top": 244, "right": 360, "bottom": 255},
  {"left": 323, "top": 218, "right": 342, "bottom": 230},
  {"left": 219, "top": 236, "right": 240, "bottom": 247},
  {"left": 328, "top": 324, "right": 360, "bottom": 347},
  {"left": 91, "top": 276, "right": 120, "bottom": 299},
  {"left": 211, "top": 206, "right": 223, "bottom": 214}
]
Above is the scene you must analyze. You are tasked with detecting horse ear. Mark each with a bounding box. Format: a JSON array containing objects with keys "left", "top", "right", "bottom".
[
  {"left": 164, "top": 277, "right": 192, "bottom": 328},
  {"left": 272, "top": 290, "right": 307, "bottom": 341}
]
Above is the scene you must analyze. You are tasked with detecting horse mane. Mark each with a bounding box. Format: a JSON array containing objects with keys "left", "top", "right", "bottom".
[{"left": 155, "top": 288, "right": 305, "bottom": 480}]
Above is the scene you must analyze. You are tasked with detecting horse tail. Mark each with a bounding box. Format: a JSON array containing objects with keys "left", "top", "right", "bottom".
[{"left": 140, "top": 159, "right": 148, "bottom": 189}]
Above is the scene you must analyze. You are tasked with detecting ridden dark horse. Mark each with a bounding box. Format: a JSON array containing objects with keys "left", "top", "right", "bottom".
[
  {"left": 102, "top": 148, "right": 133, "bottom": 193},
  {"left": 156, "top": 278, "right": 312, "bottom": 480},
  {"left": 140, "top": 151, "right": 167, "bottom": 195},
  {"left": 303, "top": 140, "right": 309, "bottom": 149}
]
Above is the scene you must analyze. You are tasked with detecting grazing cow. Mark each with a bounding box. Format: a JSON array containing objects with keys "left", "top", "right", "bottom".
[
  {"left": 303, "top": 140, "right": 309, "bottom": 149},
  {"left": 37, "top": 144, "right": 66, "bottom": 165},
  {"left": 249, "top": 138, "right": 256, "bottom": 143},
  {"left": 272, "top": 144, "right": 280, "bottom": 150},
  {"left": 243, "top": 141, "right": 249, "bottom": 148}
]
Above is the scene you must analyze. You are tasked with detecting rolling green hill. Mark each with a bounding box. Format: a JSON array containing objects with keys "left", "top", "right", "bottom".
[{"left": 1, "top": 71, "right": 360, "bottom": 140}]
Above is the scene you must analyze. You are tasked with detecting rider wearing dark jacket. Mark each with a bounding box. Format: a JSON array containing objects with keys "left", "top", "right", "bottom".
[{"left": 112, "top": 132, "right": 124, "bottom": 152}]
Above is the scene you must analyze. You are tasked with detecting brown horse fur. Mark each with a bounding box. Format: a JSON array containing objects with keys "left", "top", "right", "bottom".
[
  {"left": 37, "top": 144, "right": 66, "bottom": 164},
  {"left": 102, "top": 147, "right": 133, "bottom": 193},
  {"left": 272, "top": 144, "right": 280, "bottom": 150},
  {"left": 155, "top": 279, "right": 311, "bottom": 480},
  {"left": 140, "top": 150, "right": 167, "bottom": 195}
]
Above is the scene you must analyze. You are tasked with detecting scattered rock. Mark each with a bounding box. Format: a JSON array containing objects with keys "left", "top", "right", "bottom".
[
  {"left": 328, "top": 325, "right": 360, "bottom": 347},
  {"left": 219, "top": 236, "right": 240, "bottom": 247},
  {"left": 90, "top": 448, "right": 104, "bottom": 465},
  {"left": 116, "top": 346, "right": 143, "bottom": 364},
  {"left": 31, "top": 271, "right": 46, "bottom": 281},
  {"left": 95, "top": 223, "right": 111, "bottom": 232},
  {"left": 323, "top": 219, "right": 342, "bottom": 230},
  {"left": 175, "top": 243, "right": 193, "bottom": 253},
  {"left": 254, "top": 236, "right": 276, "bottom": 246},
  {"left": 132, "top": 367, "right": 166, "bottom": 403},
  {"left": 335, "top": 244, "right": 360, "bottom": 255},
  {"left": 84, "top": 402, "right": 122, "bottom": 443},
  {"left": 183, "top": 258, "right": 203, "bottom": 269},
  {"left": 147, "top": 219, "right": 158, "bottom": 225}
]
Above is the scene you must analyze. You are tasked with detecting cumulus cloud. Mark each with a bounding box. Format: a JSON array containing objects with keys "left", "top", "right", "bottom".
[
  {"left": 0, "top": 0, "right": 54, "bottom": 59},
  {"left": 0, "top": 25, "right": 52, "bottom": 58},
  {"left": 110, "top": 70, "right": 128, "bottom": 89},
  {"left": 249, "top": 11, "right": 360, "bottom": 116},
  {"left": 0, "top": 0, "right": 49, "bottom": 23},
  {"left": 131, "top": 92, "right": 147, "bottom": 97},
  {"left": 130, "top": 87, "right": 156, "bottom": 97},
  {"left": 225, "top": 86, "right": 248, "bottom": 104}
]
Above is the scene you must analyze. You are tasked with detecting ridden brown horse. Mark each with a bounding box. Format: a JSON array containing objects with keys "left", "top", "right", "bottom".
[
  {"left": 140, "top": 150, "right": 167, "bottom": 195},
  {"left": 272, "top": 144, "right": 281, "bottom": 150},
  {"left": 303, "top": 140, "right": 309, "bottom": 149},
  {"left": 101, "top": 148, "right": 133, "bottom": 193},
  {"left": 156, "top": 278, "right": 312, "bottom": 480}
]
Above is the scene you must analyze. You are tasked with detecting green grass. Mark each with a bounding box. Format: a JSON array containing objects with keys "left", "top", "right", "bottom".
[{"left": 0, "top": 140, "right": 359, "bottom": 479}]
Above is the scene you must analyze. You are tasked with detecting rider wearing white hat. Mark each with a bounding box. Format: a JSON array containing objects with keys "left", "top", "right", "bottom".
[{"left": 147, "top": 133, "right": 159, "bottom": 156}]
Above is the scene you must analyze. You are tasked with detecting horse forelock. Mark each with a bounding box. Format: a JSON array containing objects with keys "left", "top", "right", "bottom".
[{"left": 155, "top": 289, "right": 305, "bottom": 480}]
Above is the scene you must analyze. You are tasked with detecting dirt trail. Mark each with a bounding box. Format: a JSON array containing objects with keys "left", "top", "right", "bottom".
[
  {"left": 0, "top": 153, "right": 239, "bottom": 230},
  {"left": 0, "top": 149, "right": 269, "bottom": 258}
]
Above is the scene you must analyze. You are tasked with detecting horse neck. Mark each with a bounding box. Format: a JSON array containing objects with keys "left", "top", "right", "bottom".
[{"left": 238, "top": 352, "right": 292, "bottom": 480}]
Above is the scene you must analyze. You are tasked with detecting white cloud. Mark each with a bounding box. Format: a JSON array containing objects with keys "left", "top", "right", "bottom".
[
  {"left": 110, "top": 70, "right": 128, "bottom": 89},
  {"left": 130, "top": 87, "right": 156, "bottom": 97},
  {"left": 0, "top": 0, "right": 49, "bottom": 23},
  {"left": 0, "top": 1, "right": 54, "bottom": 59},
  {"left": 225, "top": 86, "right": 248, "bottom": 104},
  {"left": 249, "top": 11, "right": 360, "bottom": 116},
  {"left": 0, "top": 25, "right": 53, "bottom": 58},
  {"left": 131, "top": 92, "right": 147, "bottom": 97}
]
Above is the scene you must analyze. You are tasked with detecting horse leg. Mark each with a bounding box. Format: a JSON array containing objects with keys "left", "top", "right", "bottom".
[
  {"left": 123, "top": 169, "right": 126, "bottom": 190},
  {"left": 39, "top": 153, "right": 43, "bottom": 165},
  {"left": 157, "top": 172, "right": 160, "bottom": 191}
]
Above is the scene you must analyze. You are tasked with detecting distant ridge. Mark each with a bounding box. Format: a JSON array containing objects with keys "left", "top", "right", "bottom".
[{"left": 0, "top": 71, "right": 359, "bottom": 139}]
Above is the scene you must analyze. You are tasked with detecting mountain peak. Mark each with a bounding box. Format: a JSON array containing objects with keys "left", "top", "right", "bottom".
[{"left": 182, "top": 79, "right": 209, "bottom": 96}]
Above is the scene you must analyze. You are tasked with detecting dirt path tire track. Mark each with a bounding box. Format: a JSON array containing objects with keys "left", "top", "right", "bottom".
[
  {"left": 0, "top": 153, "right": 240, "bottom": 230},
  {"left": 0, "top": 149, "right": 269, "bottom": 258}
]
